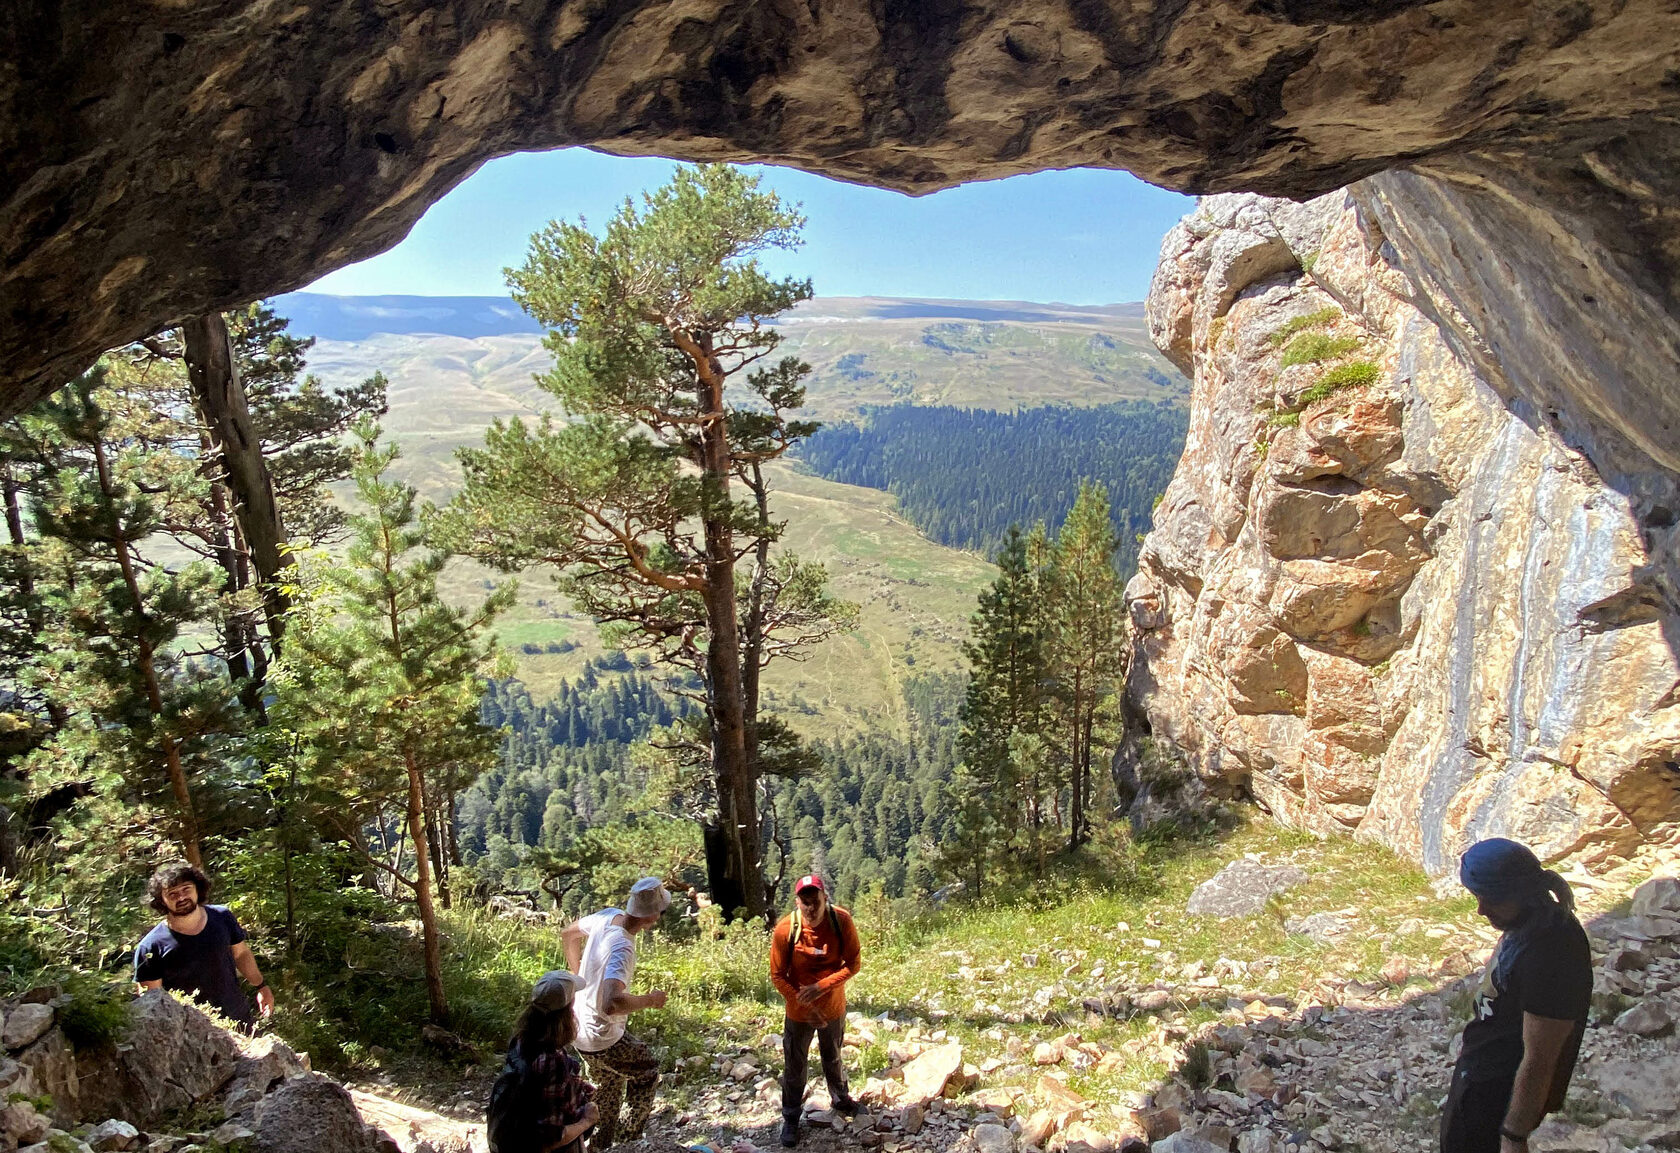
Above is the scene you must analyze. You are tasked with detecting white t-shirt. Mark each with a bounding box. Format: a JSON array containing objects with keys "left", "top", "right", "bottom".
[
  {"left": 575, "top": 909, "right": 637, "bottom": 1053},
  {"left": 576, "top": 908, "right": 621, "bottom": 941}
]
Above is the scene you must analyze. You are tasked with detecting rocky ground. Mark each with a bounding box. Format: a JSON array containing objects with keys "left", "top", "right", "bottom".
[
  {"left": 4, "top": 849, "right": 1676, "bottom": 1153},
  {"left": 649, "top": 869, "right": 1680, "bottom": 1153}
]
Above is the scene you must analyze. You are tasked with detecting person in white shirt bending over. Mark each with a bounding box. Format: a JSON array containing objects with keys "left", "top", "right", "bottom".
[{"left": 561, "top": 877, "right": 671, "bottom": 1152}]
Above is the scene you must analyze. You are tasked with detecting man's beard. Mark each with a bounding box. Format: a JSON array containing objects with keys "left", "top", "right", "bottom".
[
  {"left": 1487, "top": 906, "right": 1530, "bottom": 932},
  {"left": 170, "top": 897, "right": 198, "bottom": 916}
]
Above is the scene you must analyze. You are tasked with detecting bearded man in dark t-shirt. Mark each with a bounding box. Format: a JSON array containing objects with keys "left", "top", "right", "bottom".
[
  {"left": 133, "top": 862, "right": 274, "bottom": 1028},
  {"left": 1442, "top": 838, "right": 1592, "bottom": 1153}
]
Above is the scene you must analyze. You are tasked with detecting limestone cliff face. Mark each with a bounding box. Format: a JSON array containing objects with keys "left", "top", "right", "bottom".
[{"left": 1124, "top": 193, "right": 1680, "bottom": 873}]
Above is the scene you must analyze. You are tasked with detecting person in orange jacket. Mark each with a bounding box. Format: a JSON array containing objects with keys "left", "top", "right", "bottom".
[{"left": 769, "top": 874, "right": 861, "bottom": 1148}]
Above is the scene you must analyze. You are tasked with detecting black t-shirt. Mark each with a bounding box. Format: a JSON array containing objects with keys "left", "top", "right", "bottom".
[
  {"left": 1457, "top": 911, "right": 1591, "bottom": 1087},
  {"left": 133, "top": 905, "right": 253, "bottom": 1025}
]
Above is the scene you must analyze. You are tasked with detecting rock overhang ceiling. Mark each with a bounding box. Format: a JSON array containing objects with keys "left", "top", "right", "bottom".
[{"left": 5, "top": 0, "right": 1680, "bottom": 452}]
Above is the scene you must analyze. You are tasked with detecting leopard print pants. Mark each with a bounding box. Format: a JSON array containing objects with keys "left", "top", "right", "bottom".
[{"left": 582, "top": 1032, "right": 660, "bottom": 1152}]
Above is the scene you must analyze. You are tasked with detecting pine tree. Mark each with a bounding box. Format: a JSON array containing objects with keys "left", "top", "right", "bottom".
[
  {"left": 1045, "top": 481, "right": 1126, "bottom": 850},
  {"left": 19, "top": 369, "right": 246, "bottom": 867},
  {"left": 956, "top": 525, "right": 1054, "bottom": 872},
  {"left": 274, "top": 425, "right": 509, "bottom": 1023},
  {"left": 435, "top": 164, "right": 851, "bottom": 922}
]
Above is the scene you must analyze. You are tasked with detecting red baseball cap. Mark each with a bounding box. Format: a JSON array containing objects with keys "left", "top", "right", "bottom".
[{"left": 795, "top": 874, "right": 826, "bottom": 894}]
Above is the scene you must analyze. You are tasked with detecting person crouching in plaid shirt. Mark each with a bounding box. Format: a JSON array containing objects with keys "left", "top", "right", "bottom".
[{"left": 493, "top": 971, "right": 599, "bottom": 1153}]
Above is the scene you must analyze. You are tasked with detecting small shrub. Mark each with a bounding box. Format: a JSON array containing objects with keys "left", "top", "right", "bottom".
[
  {"left": 58, "top": 975, "right": 131, "bottom": 1049},
  {"left": 1253, "top": 439, "right": 1269, "bottom": 459},
  {"left": 1280, "top": 332, "right": 1361, "bottom": 368},
  {"left": 1560, "top": 1089, "right": 1609, "bottom": 1128},
  {"left": 1300, "top": 250, "right": 1320, "bottom": 273},
  {"left": 1266, "top": 410, "right": 1301, "bottom": 429},
  {"left": 1298, "top": 360, "right": 1381, "bottom": 406},
  {"left": 1266, "top": 307, "right": 1341, "bottom": 348},
  {"left": 1181, "top": 1040, "right": 1214, "bottom": 1089}
]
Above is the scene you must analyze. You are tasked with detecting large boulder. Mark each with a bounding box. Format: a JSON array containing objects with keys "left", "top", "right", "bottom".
[
  {"left": 1186, "top": 862, "right": 1307, "bottom": 919},
  {"left": 112, "top": 990, "right": 241, "bottom": 1123},
  {"left": 248, "top": 1075, "right": 381, "bottom": 1153},
  {"left": 900, "top": 1042, "right": 964, "bottom": 1104},
  {"left": 13, "top": 1029, "right": 77, "bottom": 1126},
  {"left": 1, "top": 1005, "right": 54, "bottom": 1051},
  {"left": 223, "top": 1034, "right": 313, "bottom": 1121},
  {"left": 1592, "top": 1056, "right": 1680, "bottom": 1118},
  {"left": 1632, "top": 877, "right": 1680, "bottom": 920},
  {"left": 0, "top": 1098, "right": 51, "bottom": 1147},
  {"left": 83, "top": 1119, "right": 141, "bottom": 1152}
]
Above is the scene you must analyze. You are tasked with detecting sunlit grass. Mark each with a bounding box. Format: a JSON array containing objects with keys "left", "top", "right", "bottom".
[{"left": 416, "top": 811, "right": 1483, "bottom": 1108}]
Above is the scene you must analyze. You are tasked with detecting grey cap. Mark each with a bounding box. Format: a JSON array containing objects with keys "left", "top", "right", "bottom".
[
  {"left": 531, "top": 970, "right": 580, "bottom": 1011},
  {"left": 627, "top": 877, "right": 671, "bottom": 918}
]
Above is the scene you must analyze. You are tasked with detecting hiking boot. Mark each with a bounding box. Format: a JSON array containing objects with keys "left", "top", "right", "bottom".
[
  {"left": 780, "top": 1118, "right": 800, "bottom": 1147},
  {"left": 831, "top": 1095, "right": 859, "bottom": 1117}
]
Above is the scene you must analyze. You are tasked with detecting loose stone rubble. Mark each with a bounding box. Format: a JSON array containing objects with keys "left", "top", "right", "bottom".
[
  {"left": 3, "top": 870, "right": 1676, "bottom": 1153},
  {"left": 654, "top": 872, "right": 1680, "bottom": 1153}
]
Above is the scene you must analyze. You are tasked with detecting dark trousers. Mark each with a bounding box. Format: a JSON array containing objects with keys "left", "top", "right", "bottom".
[
  {"left": 781, "top": 1016, "right": 849, "bottom": 1119},
  {"left": 1441, "top": 1066, "right": 1516, "bottom": 1153}
]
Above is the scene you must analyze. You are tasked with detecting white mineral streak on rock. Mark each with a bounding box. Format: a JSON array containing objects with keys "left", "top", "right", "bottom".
[{"left": 1124, "top": 192, "right": 1680, "bottom": 873}]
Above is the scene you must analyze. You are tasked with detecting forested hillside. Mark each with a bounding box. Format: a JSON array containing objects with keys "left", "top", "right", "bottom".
[
  {"left": 798, "top": 401, "right": 1188, "bottom": 573},
  {"left": 460, "top": 667, "right": 962, "bottom": 915}
]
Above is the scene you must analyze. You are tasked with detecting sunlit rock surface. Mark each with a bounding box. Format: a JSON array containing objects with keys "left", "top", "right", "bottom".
[
  {"left": 5, "top": 0, "right": 1680, "bottom": 435},
  {"left": 1125, "top": 191, "right": 1680, "bottom": 873}
]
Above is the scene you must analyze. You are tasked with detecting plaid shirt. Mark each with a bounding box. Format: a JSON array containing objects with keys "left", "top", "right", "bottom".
[{"left": 531, "top": 1049, "right": 595, "bottom": 1147}]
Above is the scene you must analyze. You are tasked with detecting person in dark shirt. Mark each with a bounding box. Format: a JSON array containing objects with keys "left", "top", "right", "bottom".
[
  {"left": 133, "top": 862, "right": 273, "bottom": 1028},
  {"left": 1443, "top": 838, "right": 1592, "bottom": 1153}
]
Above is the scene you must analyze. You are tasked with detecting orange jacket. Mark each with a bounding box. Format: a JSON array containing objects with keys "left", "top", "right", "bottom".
[{"left": 769, "top": 904, "right": 861, "bottom": 1025}]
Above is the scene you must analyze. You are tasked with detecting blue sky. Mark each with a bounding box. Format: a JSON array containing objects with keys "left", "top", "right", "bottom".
[{"left": 305, "top": 148, "right": 1194, "bottom": 305}]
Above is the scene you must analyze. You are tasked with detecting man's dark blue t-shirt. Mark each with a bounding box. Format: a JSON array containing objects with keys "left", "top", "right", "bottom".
[
  {"left": 1457, "top": 910, "right": 1591, "bottom": 1091},
  {"left": 133, "top": 905, "right": 253, "bottom": 1025}
]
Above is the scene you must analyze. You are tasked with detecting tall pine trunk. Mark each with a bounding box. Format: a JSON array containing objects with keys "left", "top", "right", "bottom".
[
  {"left": 182, "top": 312, "right": 292, "bottom": 643},
  {"left": 196, "top": 425, "right": 268, "bottom": 715},
  {"left": 695, "top": 338, "right": 764, "bottom": 922},
  {"left": 405, "top": 747, "right": 449, "bottom": 1023},
  {"left": 3, "top": 465, "right": 66, "bottom": 728}
]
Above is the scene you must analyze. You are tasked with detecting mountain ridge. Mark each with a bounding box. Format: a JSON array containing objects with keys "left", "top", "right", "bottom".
[{"left": 273, "top": 291, "right": 1149, "bottom": 342}]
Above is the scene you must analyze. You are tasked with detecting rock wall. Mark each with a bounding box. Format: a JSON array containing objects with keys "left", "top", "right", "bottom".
[
  {"left": 7, "top": 2, "right": 1680, "bottom": 426},
  {"left": 1124, "top": 192, "right": 1680, "bottom": 874},
  {"left": 0, "top": 987, "right": 428, "bottom": 1153}
]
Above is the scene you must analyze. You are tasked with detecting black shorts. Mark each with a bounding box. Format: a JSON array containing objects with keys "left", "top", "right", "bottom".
[{"left": 1440, "top": 1066, "right": 1516, "bottom": 1153}]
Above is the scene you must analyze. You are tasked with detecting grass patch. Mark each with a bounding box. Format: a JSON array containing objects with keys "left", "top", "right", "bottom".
[
  {"left": 1298, "top": 360, "right": 1381, "bottom": 406},
  {"left": 234, "top": 809, "right": 1484, "bottom": 1114},
  {"left": 1266, "top": 410, "right": 1301, "bottom": 429},
  {"left": 1280, "top": 332, "right": 1361, "bottom": 368},
  {"left": 1266, "top": 308, "right": 1341, "bottom": 348}
]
